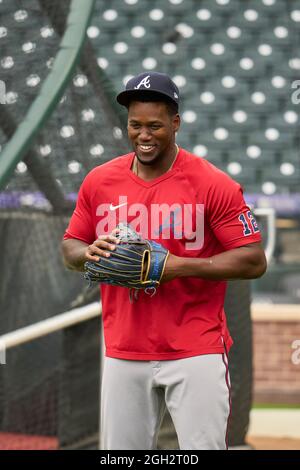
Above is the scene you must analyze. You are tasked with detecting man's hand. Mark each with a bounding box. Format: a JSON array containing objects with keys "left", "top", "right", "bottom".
[
  {"left": 85, "top": 229, "right": 120, "bottom": 262},
  {"left": 62, "top": 229, "right": 120, "bottom": 272}
]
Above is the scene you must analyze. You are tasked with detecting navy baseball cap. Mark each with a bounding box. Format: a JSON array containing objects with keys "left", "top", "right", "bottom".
[{"left": 116, "top": 72, "right": 179, "bottom": 108}]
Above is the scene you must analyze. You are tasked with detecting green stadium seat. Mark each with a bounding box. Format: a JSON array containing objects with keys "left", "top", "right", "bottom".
[
  {"left": 89, "top": 30, "right": 117, "bottom": 48},
  {"left": 196, "top": 128, "right": 243, "bottom": 151},
  {"left": 239, "top": 44, "right": 285, "bottom": 68},
  {"left": 198, "top": 0, "right": 241, "bottom": 17},
  {"left": 271, "top": 60, "right": 300, "bottom": 80},
  {"left": 179, "top": 32, "right": 212, "bottom": 50},
  {"left": 222, "top": 52, "right": 268, "bottom": 79},
  {"left": 236, "top": 90, "right": 280, "bottom": 114},
  {"left": 206, "top": 76, "right": 249, "bottom": 98},
  {"left": 182, "top": 9, "right": 223, "bottom": 32},
  {"left": 214, "top": 111, "right": 259, "bottom": 132},
  {"left": 254, "top": 76, "right": 293, "bottom": 100},
  {"left": 189, "top": 92, "right": 229, "bottom": 116},
  {"left": 231, "top": 9, "right": 270, "bottom": 32},
  {"left": 211, "top": 28, "right": 254, "bottom": 49},
  {"left": 226, "top": 162, "right": 258, "bottom": 187},
  {"left": 180, "top": 110, "right": 211, "bottom": 133},
  {"left": 113, "top": 28, "right": 158, "bottom": 47},
  {"left": 265, "top": 110, "right": 300, "bottom": 134},
  {"left": 144, "top": 44, "right": 187, "bottom": 69},
  {"left": 160, "top": 0, "right": 193, "bottom": 16},
  {"left": 260, "top": 25, "right": 297, "bottom": 50},
  {"left": 261, "top": 164, "right": 300, "bottom": 185},
  {"left": 273, "top": 10, "right": 300, "bottom": 30},
  {"left": 246, "top": 0, "right": 288, "bottom": 17},
  {"left": 203, "top": 150, "right": 225, "bottom": 166},
  {"left": 96, "top": 9, "right": 128, "bottom": 33},
  {"left": 101, "top": 42, "right": 140, "bottom": 66},
  {"left": 108, "top": 0, "right": 149, "bottom": 16},
  {"left": 177, "top": 80, "right": 201, "bottom": 100},
  {"left": 137, "top": 11, "right": 177, "bottom": 33},
  {"left": 187, "top": 55, "right": 219, "bottom": 80},
  {"left": 247, "top": 129, "right": 294, "bottom": 151},
  {"left": 278, "top": 148, "right": 300, "bottom": 165},
  {"left": 201, "top": 44, "right": 236, "bottom": 66},
  {"left": 227, "top": 148, "right": 279, "bottom": 172}
]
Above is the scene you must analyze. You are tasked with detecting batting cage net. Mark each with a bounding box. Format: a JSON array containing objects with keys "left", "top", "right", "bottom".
[
  {"left": 0, "top": 0, "right": 125, "bottom": 450},
  {"left": 0, "top": 0, "right": 298, "bottom": 450}
]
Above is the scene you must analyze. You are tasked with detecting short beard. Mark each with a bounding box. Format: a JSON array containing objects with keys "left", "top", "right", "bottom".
[{"left": 135, "top": 153, "right": 158, "bottom": 166}]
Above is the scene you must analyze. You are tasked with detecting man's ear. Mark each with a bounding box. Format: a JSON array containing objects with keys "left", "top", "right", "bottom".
[{"left": 173, "top": 113, "right": 180, "bottom": 132}]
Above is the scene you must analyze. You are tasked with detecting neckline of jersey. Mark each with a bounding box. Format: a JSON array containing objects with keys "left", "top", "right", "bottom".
[{"left": 126, "top": 147, "right": 184, "bottom": 188}]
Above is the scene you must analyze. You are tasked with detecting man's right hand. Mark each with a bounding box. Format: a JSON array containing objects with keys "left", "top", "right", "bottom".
[
  {"left": 85, "top": 229, "right": 120, "bottom": 262},
  {"left": 62, "top": 228, "right": 120, "bottom": 271}
]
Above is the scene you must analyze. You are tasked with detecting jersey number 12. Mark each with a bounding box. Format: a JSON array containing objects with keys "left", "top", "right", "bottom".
[{"left": 238, "top": 211, "right": 259, "bottom": 236}]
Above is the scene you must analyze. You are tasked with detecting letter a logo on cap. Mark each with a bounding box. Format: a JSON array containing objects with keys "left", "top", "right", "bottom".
[{"left": 134, "top": 75, "right": 151, "bottom": 89}]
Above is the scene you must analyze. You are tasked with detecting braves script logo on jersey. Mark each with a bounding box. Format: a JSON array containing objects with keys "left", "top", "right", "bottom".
[
  {"left": 134, "top": 75, "right": 151, "bottom": 89},
  {"left": 97, "top": 196, "right": 204, "bottom": 250}
]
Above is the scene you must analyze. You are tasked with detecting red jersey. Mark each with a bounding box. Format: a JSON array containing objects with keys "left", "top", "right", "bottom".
[{"left": 64, "top": 148, "right": 261, "bottom": 360}]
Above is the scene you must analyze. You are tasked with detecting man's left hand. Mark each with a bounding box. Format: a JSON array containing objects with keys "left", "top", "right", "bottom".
[{"left": 161, "top": 253, "right": 183, "bottom": 283}]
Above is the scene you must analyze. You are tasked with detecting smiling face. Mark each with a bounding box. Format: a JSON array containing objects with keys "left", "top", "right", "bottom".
[{"left": 127, "top": 100, "right": 180, "bottom": 167}]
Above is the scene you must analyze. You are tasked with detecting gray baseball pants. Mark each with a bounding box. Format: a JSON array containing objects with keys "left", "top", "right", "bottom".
[{"left": 100, "top": 354, "right": 231, "bottom": 450}]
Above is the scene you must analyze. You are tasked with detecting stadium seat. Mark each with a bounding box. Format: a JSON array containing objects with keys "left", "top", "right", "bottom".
[
  {"left": 236, "top": 90, "right": 280, "bottom": 114},
  {"left": 260, "top": 25, "right": 297, "bottom": 50},
  {"left": 108, "top": 0, "right": 149, "bottom": 16},
  {"left": 182, "top": 8, "right": 223, "bottom": 32},
  {"left": 199, "top": 0, "right": 241, "bottom": 17},
  {"left": 254, "top": 76, "right": 293, "bottom": 100},
  {"left": 271, "top": 60, "right": 300, "bottom": 80},
  {"left": 226, "top": 162, "right": 258, "bottom": 187},
  {"left": 180, "top": 110, "right": 211, "bottom": 133},
  {"left": 227, "top": 148, "right": 279, "bottom": 168},
  {"left": 113, "top": 28, "right": 157, "bottom": 47},
  {"left": 239, "top": 44, "right": 285, "bottom": 68},
  {"left": 211, "top": 28, "right": 254, "bottom": 50},
  {"left": 222, "top": 51, "right": 268, "bottom": 79},
  {"left": 246, "top": 0, "right": 288, "bottom": 17},
  {"left": 247, "top": 129, "right": 294, "bottom": 151},
  {"left": 278, "top": 148, "right": 300, "bottom": 165},
  {"left": 264, "top": 110, "right": 300, "bottom": 135},
  {"left": 261, "top": 164, "right": 300, "bottom": 185},
  {"left": 160, "top": 0, "right": 193, "bottom": 16},
  {"left": 187, "top": 55, "right": 219, "bottom": 80},
  {"left": 95, "top": 9, "right": 128, "bottom": 33},
  {"left": 190, "top": 149, "right": 225, "bottom": 165},
  {"left": 206, "top": 76, "right": 249, "bottom": 99},
  {"left": 196, "top": 128, "right": 242, "bottom": 152},
  {"left": 231, "top": 9, "right": 270, "bottom": 32},
  {"left": 214, "top": 111, "right": 259, "bottom": 132},
  {"left": 190, "top": 92, "right": 229, "bottom": 117},
  {"left": 137, "top": 11, "right": 177, "bottom": 33}
]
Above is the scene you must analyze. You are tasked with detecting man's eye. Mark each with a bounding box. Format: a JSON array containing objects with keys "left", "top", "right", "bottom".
[
  {"left": 131, "top": 124, "right": 140, "bottom": 129},
  {"left": 150, "top": 125, "right": 161, "bottom": 130}
]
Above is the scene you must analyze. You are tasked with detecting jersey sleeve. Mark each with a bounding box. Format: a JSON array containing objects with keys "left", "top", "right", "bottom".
[
  {"left": 207, "top": 172, "right": 262, "bottom": 250},
  {"left": 63, "top": 173, "right": 95, "bottom": 244}
]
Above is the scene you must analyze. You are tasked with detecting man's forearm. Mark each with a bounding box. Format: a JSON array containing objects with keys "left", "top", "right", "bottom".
[
  {"left": 169, "top": 245, "right": 267, "bottom": 281},
  {"left": 61, "top": 239, "right": 89, "bottom": 272}
]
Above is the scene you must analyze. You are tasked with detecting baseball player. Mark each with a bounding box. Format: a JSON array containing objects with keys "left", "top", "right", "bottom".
[{"left": 62, "top": 72, "right": 267, "bottom": 450}]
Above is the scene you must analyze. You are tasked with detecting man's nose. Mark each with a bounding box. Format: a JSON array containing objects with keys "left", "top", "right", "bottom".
[{"left": 139, "top": 127, "right": 152, "bottom": 140}]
